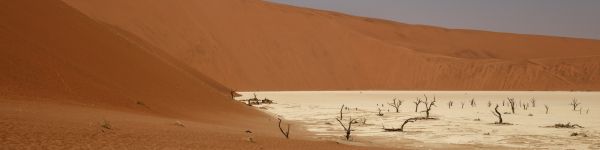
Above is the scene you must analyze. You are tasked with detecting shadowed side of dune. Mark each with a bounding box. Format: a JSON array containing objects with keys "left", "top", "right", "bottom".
[
  {"left": 0, "top": 0, "right": 258, "bottom": 122},
  {"left": 1, "top": 1, "right": 402, "bottom": 149}
]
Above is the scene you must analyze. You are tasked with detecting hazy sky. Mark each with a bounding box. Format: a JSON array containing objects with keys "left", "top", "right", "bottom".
[{"left": 270, "top": 0, "right": 600, "bottom": 40}]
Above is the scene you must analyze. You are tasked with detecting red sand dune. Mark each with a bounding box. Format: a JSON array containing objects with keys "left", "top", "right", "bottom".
[
  {"left": 1, "top": 0, "right": 599, "bottom": 149},
  {"left": 63, "top": 0, "right": 600, "bottom": 91},
  {"left": 0, "top": 0, "right": 392, "bottom": 149}
]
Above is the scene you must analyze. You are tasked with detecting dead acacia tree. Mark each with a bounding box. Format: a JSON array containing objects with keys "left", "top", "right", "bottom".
[
  {"left": 586, "top": 108, "right": 589, "bottom": 114},
  {"left": 400, "top": 118, "right": 418, "bottom": 131},
  {"left": 377, "top": 108, "right": 384, "bottom": 116},
  {"left": 388, "top": 98, "right": 403, "bottom": 113},
  {"left": 461, "top": 102, "right": 465, "bottom": 109},
  {"left": 470, "top": 98, "right": 476, "bottom": 107},
  {"left": 338, "top": 104, "right": 345, "bottom": 120},
  {"left": 491, "top": 104, "right": 503, "bottom": 124},
  {"left": 488, "top": 101, "right": 492, "bottom": 107},
  {"left": 507, "top": 98, "right": 516, "bottom": 114},
  {"left": 277, "top": 118, "right": 290, "bottom": 139},
  {"left": 544, "top": 105, "right": 549, "bottom": 114},
  {"left": 383, "top": 117, "right": 418, "bottom": 132},
  {"left": 448, "top": 100, "right": 454, "bottom": 109},
  {"left": 413, "top": 97, "right": 423, "bottom": 112},
  {"left": 335, "top": 105, "right": 358, "bottom": 140},
  {"left": 423, "top": 95, "right": 437, "bottom": 119},
  {"left": 522, "top": 103, "right": 529, "bottom": 110},
  {"left": 570, "top": 98, "right": 581, "bottom": 111},
  {"left": 530, "top": 97, "right": 536, "bottom": 107}
]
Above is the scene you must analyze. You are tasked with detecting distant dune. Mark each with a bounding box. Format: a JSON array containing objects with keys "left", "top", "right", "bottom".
[{"left": 63, "top": 0, "right": 600, "bottom": 91}]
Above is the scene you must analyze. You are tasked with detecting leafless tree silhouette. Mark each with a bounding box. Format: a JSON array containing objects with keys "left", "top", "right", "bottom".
[
  {"left": 335, "top": 105, "right": 358, "bottom": 140},
  {"left": 492, "top": 105, "right": 503, "bottom": 124},
  {"left": 570, "top": 98, "right": 581, "bottom": 111},
  {"left": 383, "top": 117, "right": 418, "bottom": 132},
  {"left": 414, "top": 97, "right": 423, "bottom": 112},
  {"left": 423, "top": 95, "right": 437, "bottom": 119},
  {"left": 507, "top": 98, "right": 516, "bottom": 114},
  {"left": 388, "top": 98, "right": 403, "bottom": 113},
  {"left": 277, "top": 118, "right": 290, "bottom": 139}
]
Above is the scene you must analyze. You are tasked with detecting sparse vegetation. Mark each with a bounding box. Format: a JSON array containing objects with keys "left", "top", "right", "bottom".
[
  {"left": 522, "top": 103, "right": 529, "bottom": 110},
  {"left": 586, "top": 108, "right": 589, "bottom": 114},
  {"left": 338, "top": 104, "right": 345, "bottom": 120},
  {"left": 570, "top": 132, "right": 588, "bottom": 137},
  {"left": 422, "top": 95, "right": 436, "bottom": 119},
  {"left": 383, "top": 117, "right": 418, "bottom": 132},
  {"left": 335, "top": 105, "right": 358, "bottom": 140},
  {"left": 507, "top": 98, "right": 516, "bottom": 114},
  {"left": 278, "top": 118, "right": 290, "bottom": 139},
  {"left": 491, "top": 105, "right": 503, "bottom": 124},
  {"left": 570, "top": 98, "right": 581, "bottom": 111},
  {"left": 545, "top": 122, "right": 584, "bottom": 128},
  {"left": 388, "top": 98, "right": 403, "bottom": 113},
  {"left": 377, "top": 107, "right": 384, "bottom": 116},
  {"left": 414, "top": 98, "right": 423, "bottom": 112}
]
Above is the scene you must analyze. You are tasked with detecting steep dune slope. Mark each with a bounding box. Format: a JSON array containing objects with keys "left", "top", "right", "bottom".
[
  {"left": 0, "top": 0, "right": 245, "bottom": 120},
  {"left": 1, "top": 0, "right": 400, "bottom": 149},
  {"left": 63, "top": 0, "right": 600, "bottom": 91}
]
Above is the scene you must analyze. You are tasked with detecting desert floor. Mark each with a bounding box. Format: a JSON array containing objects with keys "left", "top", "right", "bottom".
[{"left": 239, "top": 91, "right": 600, "bottom": 149}]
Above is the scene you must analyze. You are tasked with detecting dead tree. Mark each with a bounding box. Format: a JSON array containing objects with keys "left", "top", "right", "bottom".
[
  {"left": 461, "top": 102, "right": 465, "bottom": 109},
  {"left": 413, "top": 97, "right": 423, "bottom": 112},
  {"left": 544, "top": 105, "right": 549, "bottom": 114},
  {"left": 502, "top": 100, "right": 505, "bottom": 106},
  {"left": 570, "top": 98, "right": 581, "bottom": 111},
  {"left": 400, "top": 118, "right": 418, "bottom": 131},
  {"left": 388, "top": 98, "right": 403, "bottom": 113},
  {"left": 586, "top": 108, "right": 589, "bottom": 114},
  {"left": 492, "top": 104, "right": 503, "bottom": 124},
  {"left": 335, "top": 108, "right": 358, "bottom": 140},
  {"left": 522, "top": 103, "right": 529, "bottom": 110},
  {"left": 277, "top": 118, "right": 290, "bottom": 139},
  {"left": 423, "top": 95, "right": 436, "bottom": 119},
  {"left": 507, "top": 98, "right": 516, "bottom": 114},
  {"left": 383, "top": 117, "right": 418, "bottom": 132},
  {"left": 488, "top": 101, "right": 492, "bottom": 107},
  {"left": 448, "top": 100, "right": 454, "bottom": 109},
  {"left": 338, "top": 105, "right": 345, "bottom": 120},
  {"left": 377, "top": 108, "right": 384, "bottom": 116},
  {"left": 530, "top": 97, "right": 536, "bottom": 107},
  {"left": 470, "top": 98, "right": 476, "bottom": 107}
]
